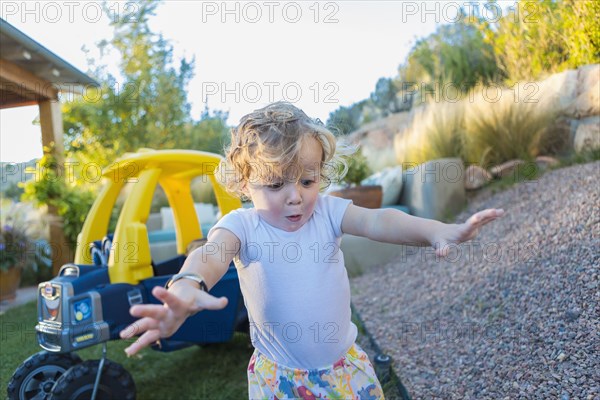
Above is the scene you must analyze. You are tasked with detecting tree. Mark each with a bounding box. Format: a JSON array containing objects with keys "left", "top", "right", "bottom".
[
  {"left": 402, "top": 16, "right": 502, "bottom": 95},
  {"left": 370, "top": 77, "right": 398, "bottom": 116},
  {"left": 186, "top": 107, "right": 230, "bottom": 154},
  {"left": 561, "top": 0, "right": 600, "bottom": 69},
  {"left": 326, "top": 101, "right": 367, "bottom": 135},
  {"left": 3, "top": 182, "right": 24, "bottom": 201},
  {"left": 480, "top": 0, "right": 599, "bottom": 82},
  {"left": 63, "top": 0, "right": 229, "bottom": 168},
  {"left": 24, "top": 0, "right": 230, "bottom": 249}
]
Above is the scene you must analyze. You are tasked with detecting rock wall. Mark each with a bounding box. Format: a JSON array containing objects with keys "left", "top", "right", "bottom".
[
  {"left": 399, "top": 158, "right": 466, "bottom": 220},
  {"left": 348, "top": 63, "right": 600, "bottom": 168},
  {"left": 345, "top": 112, "right": 412, "bottom": 171},
  {"left": 536, "top": 63, "right": 600, "bottom": 153}
]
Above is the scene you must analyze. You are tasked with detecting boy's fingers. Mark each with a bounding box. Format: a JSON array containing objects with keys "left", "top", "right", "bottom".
[
  {"left": 155, "top": 284, "right": 229, "bottom": 311},
  {"left": 434, "top": 240, "right": 452, "bottom": 257},
  {"left": 468, "top": 209, "right": 504, "bottom": 227},
  {"left": 120, "top": 317, "right": 158, "bottom": 339},
  {"left": 124, "top": 330, "right": 160, "bottom": 357},
  {"left": 198, "top": 293, "right": 229, "bottom": 311},
  {"left": 435, "top": 247, "right": 448, "bottom": 258},
  {"left": 479, "top": 209, "right": 503, "bottom": 222},
  {"left": 474, "top": 215, "right": 499, "bottom": 228},
  {"left": 152, "top": 286, "right": 191, "bottom": 313},
  {"left": 129, "top": 304, "right": 168, "bottom": 320},
  {"left": 152, "top": 285, "right": 169, "bottom": 298},
  {"left": 152, "top": 286, "right": 180, "bottom": 306},
  {"left": 120, "top": 323, "right": 139, "bottom": 339},
  {"left": 481, "top": 208, "right": 504, "bottom": 223}
]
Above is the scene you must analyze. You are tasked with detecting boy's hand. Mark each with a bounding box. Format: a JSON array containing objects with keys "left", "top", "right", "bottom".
[
  {"left": 432, "top": 208, "right": 505, "bottom": 257},
  {"left": 119, "top": 285, "right": 228, "bottom": 356}
]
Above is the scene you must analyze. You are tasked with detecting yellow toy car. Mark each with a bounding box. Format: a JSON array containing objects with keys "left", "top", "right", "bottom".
[{"left": 8, "top": 149, "right": 247, "bottom": 400}]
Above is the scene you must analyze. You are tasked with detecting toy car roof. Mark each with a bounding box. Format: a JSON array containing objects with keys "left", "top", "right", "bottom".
[
  {"left": 75, "top": 149, "right": 242, "bottom": 285},
  {"left": 101, "top": 149, "right": 225, "bottom": 181}
]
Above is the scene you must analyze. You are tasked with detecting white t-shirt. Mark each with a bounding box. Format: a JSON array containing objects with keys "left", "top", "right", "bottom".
[{"left": 209, "top": 194, "right": 357, "bottom": 369}]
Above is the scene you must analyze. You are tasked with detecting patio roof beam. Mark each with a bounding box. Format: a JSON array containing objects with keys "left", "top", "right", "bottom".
[{"left": 0, "top": 58, "right": 58, "bottom": 103}]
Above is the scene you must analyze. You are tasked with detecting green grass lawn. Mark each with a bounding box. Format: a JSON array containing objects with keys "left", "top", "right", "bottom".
[
  {"left": 1, "top": 301, "right": 253, "bottom": 399},
  {"left": 1, "top": 301, "right": 403, "bottom": 399}
]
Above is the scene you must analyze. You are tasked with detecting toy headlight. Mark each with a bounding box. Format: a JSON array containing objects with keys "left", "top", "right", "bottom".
[{"left": 41, "top": 283, "right": 60, "bottom": 320}]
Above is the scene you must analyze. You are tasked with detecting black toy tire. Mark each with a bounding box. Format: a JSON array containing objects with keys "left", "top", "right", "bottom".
[
  {"left": 7, "top": 351, "right": 82, "bottom": 400},
  {"left": 49, "top": 359, "right": 135, "bottom": 400}
]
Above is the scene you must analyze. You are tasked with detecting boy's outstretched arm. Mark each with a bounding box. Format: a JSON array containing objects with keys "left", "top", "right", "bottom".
[
  {"left": 341, "top": 204, "right": 504, "bottom": 257},
  {"left": 119, "top": 228, "right": 240, "bottom": 356}
]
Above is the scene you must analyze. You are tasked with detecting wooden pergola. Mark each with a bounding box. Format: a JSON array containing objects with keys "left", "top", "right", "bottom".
[{"left": 1, "top": 18, "right": 99, "bottom": 274}]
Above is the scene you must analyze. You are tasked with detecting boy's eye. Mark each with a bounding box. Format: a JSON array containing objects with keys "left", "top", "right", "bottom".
[
  {"left": 300, "top": 180, "right": 315, "bottom": 187},
  {"left": 266, "top": 182, "right": 284, "bottom": 190}
]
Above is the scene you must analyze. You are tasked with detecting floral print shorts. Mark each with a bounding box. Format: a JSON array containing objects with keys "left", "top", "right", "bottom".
[{"left": 247, "top": 343, "right": 384, "bottom": 399}]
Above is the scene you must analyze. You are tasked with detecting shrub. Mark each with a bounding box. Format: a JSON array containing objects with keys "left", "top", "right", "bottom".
[
  {"left": 0, "top": 202, "right": 51, "bottom": 280},
  {"left": 191, "top": 178, "right": 217, "bottom": 205},
  {"left": 21, "top": 149, "right": 96, "bottom": 248},
  {"left": 395, "top": 101, "right": 466, "bottom": 165},
  {"left": 462, "top": 85, "right": 561, "bottom": 166},
  {"left": 481, "top": 0, "right": 600, "bottom": 83},
  {"left": 339, "top": 148, "right": 372, "bottom": 187}
]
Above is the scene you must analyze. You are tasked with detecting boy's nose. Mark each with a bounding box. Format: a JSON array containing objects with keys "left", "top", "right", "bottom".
[{"left": 286, "top": 183, "right": 302, "bottom": 205}]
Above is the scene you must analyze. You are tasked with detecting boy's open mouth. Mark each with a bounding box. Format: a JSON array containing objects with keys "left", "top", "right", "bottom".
[{"left": 286, "top": 215, "right": 302, "bottom": 222}]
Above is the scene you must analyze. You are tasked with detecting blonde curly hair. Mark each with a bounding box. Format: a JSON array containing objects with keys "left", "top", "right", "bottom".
[{"left": 217, "top": 102, "right": 349, "bottom": 196}]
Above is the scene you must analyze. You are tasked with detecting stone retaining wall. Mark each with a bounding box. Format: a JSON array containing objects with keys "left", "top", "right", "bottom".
[{"left": 349, "top": 63, "right": 600, "bottom": 167}]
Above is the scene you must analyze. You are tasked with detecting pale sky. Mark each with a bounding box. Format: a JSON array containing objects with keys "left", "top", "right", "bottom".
[{"left": 1, "top": 1, "right": 507, "bottom": 162}]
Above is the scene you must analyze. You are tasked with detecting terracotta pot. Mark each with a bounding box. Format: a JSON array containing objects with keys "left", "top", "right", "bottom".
[
  {"left": 47, "top": 205, "right": 72, "bottom": 275},
  {"left": 0, "top": 267, "right": 22, "bottom": 302},
  {"left": 329, "top": 185, "right": 383, "bottom": 209}
]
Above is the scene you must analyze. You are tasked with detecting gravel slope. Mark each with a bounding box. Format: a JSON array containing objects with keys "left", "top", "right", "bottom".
[{"left": 351, "top": 161, "right": 599, "bottom": 399}]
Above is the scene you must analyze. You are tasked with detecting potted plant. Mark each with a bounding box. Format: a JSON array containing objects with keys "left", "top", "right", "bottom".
[
  {"left": 0, "top": 203, "right": 51, "bottom": 301},
  {"left": 329, "top": 148, "right": 383, "bottom": 209},
  {"left": 21, "top": 147, "right": 95, "bottom": 274}
]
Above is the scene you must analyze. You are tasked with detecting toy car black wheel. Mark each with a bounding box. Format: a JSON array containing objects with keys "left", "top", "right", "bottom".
[
  {"left": 7, "top": 351, "right": 83, "bottom": 400},
  {"left": 49, "top": 359, "right": 135, "bottom": 400}
]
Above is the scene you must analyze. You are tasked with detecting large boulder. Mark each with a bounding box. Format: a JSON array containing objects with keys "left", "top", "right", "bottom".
[
  {"left": 574, "top": 116, "right": 600, "bottom": 153},
  {"left": 361, "top": 165, "right": 404, "bottom": 206},
  {"left": 399, "top": 158, "right": 465, "bottom": 220},
  {"left": 566, "top": 64, "right": 600, "bottom": 119},
  {"left": 347, "top": 112, "right": 414, "bottom": 171},
  {"left": 340, "top": 234, "right": 405, "bottom": 276},
  {"left": 490, "top": 159, "right": 526, "bottom": 179},
  {"left": 535, "top": 156, "right": 560, "bottom": 172},
  {"left": 537, "top": 68, "right": 579, "bottom": 115},
  {"left": 464, "top": 165, "right": 492, "bottom": 190}
]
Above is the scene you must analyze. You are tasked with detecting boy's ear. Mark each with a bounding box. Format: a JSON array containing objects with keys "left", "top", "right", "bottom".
[{"left": 240, "top": 182, "right": 251, "bottom": 200}]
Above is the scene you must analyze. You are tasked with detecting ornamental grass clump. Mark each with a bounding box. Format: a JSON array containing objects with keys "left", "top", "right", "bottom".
[
  {"left": 0, "top": 202, "right": 51, "bottom": 273},
  {"left": 394, "top": 81, "right": 564, "bottom": 169},
  {"left": 462, "top": 84, "right": 562, "bottom": 167},
  {"left": 394, "top": 101, "right": 466, "bottom": 165}
]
